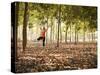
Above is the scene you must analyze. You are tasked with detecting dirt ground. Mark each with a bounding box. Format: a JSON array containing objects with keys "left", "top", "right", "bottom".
[{"left": 15, "top": 42, "right": 97, "bottom": 73}]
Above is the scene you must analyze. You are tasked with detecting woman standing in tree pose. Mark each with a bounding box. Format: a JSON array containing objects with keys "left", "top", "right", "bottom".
[{"left": 37, "top": 27, "right": 48, "bottom": 47}]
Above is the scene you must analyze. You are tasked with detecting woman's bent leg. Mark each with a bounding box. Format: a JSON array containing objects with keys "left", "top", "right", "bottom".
[{"left": 37, "top": 37, "right": 42, "bottom": 41}]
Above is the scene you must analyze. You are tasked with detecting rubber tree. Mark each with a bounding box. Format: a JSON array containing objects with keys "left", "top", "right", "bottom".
[
  {"left": 23, "top": 3, "right": 28, "bottom": 51},
  {"left": 57, "top": 5, "right": 61, "bottom": 47},
  {"left": 15, "top": 2, "right": 19, "bottom": 60}
]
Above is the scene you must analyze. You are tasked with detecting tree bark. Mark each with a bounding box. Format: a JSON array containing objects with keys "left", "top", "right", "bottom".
[
  {"left": 75, "top": 24, "right": 77, "bottom": 44},
  {"left": 70, "top": 23, "right": 71, "bottom": 43},
  {"left": 65, "top": 25, "right": 68, "bottom": 43},
  {"left": 93, "top": 31, "right": 95, "bottom": 42},
  {"left": 92, "top": 31, "right": 94, "bottom": 42},
  {"left": 88, "top": 32, "right": 90, "bottom": 42},
  {"left": 46, "top": 16, "right": 49, "bottom": 44},
  {"left": 76, "top": 31, "right": 78, "bottom": 43},
  {"left": 60, "top": 23, "right": 62, "bottom": 43},
  {"left": 50, "top": 18, "right": 53, "bottom": 43},
  {"left": 83, "top": 22, "right": 86, "bottom": 44},
  {"left": 23, "top": 3, "right": 28, "bottom": 51},
  {"left": 57, "top": 5, "right": 61, "bottom": 47},
  {"left": 15, "top": 2, "right": 19, "bottom": 60}
]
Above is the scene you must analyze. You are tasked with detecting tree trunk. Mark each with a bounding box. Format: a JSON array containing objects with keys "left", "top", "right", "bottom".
[
  {"left": 60, "top": 23, "right": 62, "bottom": 43},
  {"left": 65, "top": 25, "right": 68, "bottom": 43},
  {"left": 23, "top": 3, "right": 28, "bottom": 51},
  {"left": 57, "top": 5, "right": 61, "bottom": 47},
  {"left": 88, "top": 32, "right": 90, "bottom": 42},
  {"left": 83, "top": 22, "right": 85, "bottom": 44},
  {"left": 53, "top": 23, "right": 55, "bottom": 43},
  {"left": 77, "top": 31, "right": 78, "bottom": 43},
  {"left": 50, "top": 25, "right": 52, "bottom": 43},
  {"left": 75, "top": 24, "right": 77, "bottom": 44},
  {"left": 15, "top": 2, "right": 19, "bottom": 60},
  {"left": 50, "top": 18, "right": 53, "bottom": 43},
  {"left": 93, "top": 31, "right": 95, "bottom": 42},
  {"left": 83, "top": 29, "right": 85, "bottom": 44},
  {"left": 46, "top": 16, "right": 49, "bottom": 44},
  {"left": 70, "top": 24, "right": 71, "bottom": 43},
  {"left": 92, "top": 31, "right": 94, "bottom": 42}
]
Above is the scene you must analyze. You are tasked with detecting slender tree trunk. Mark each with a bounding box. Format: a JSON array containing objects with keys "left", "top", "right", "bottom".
[
  {"left": 15, "top": 2, "right": 19, "bottom": 60},
  {"left": 88, "top": 32, "right": 90, "bottom": 42},
  {"left": 55, "top": 20, "right": 58, "bottom": 43},
  {"left": 23, "top": 3, "right": 28, "bottom": 51},
  {"left": 90, "top": 32, "right": 92, "bottom": 42},
  {"left": 94, "top": 31, "right": 95, "bottom": 42},
  {"left": 70, "top": 24, "right": 71, "bottom": 43},
  {"left": 60, "top": 23, "right": 62, "bottom": 43},
  {"left": 83, "top": 22, "right": 86, "bottom": 44},
  {"left": 75, "top": 24, "right": 77, "bottom": 44},
  {"left": 57, "top": 5, "right": 61, "bottom": 47},
  {"left": 83, "top": 29, "right": 85, "bottom": 43},
  {"left": 52, "top": 24, "right": 54, "bottom": 43},
  {"left": 50, "top": 18, "right": 53, "bottom": 43},
  {"left": 77, "top": 31, "right": 78, "bottom": 43},
  {"left": 92, "top": 31, "right": 94, "bottom": 42},
  {"left": 46, "top": 16, "right": 49, "bottom": 44},
  {"left": 50, "top": 26, "right": 52, "bottom": 43},
  {"left": 65, "top": 25, "right": 68, "bottom": 43},
  {"left": 89, "top": 32, "right": 92, "bottom": 43},
  {"left": 53, "top": 23, "right": 55, "bottom": 43}
]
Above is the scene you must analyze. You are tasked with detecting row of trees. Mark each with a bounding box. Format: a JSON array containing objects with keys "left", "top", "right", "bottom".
[{"left": 15, "top": 2, "right": 97, "bottom": 51}]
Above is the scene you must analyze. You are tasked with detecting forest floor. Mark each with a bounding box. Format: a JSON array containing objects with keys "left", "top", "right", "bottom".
[{"left": 15, "top": 42, "right": 97, "bottom": 73}]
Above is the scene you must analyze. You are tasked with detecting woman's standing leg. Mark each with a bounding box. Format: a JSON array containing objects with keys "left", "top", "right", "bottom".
[{"left": 43, "top": 37, "right": 45, "bottom": 46}]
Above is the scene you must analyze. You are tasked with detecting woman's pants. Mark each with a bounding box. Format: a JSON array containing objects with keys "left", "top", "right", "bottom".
[{"left": 37, "top": 37, "right": 45, "bottom": 46}]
